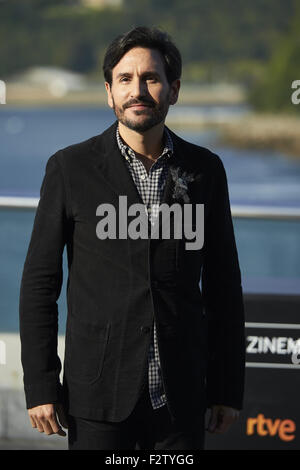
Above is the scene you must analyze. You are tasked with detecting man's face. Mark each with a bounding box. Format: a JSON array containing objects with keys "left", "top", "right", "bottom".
[{"left": 105, "top": 47, "right": 180, "bottom": 132}]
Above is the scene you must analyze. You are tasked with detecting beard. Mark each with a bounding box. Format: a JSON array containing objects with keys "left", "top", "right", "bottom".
[{"left": 111, "top": 92, "right": 170, "bottom": 132}]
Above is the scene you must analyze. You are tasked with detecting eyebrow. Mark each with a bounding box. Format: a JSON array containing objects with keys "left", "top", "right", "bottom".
[{"left": 116, "top": 71, "right": 161, "bottom": 79}]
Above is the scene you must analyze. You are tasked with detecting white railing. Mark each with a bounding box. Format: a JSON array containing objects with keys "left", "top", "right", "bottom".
[
  {"left": 230, "top": 204, "right": 300, "bottom": 219},
  {"left": 0, "top": 196, "right": 39, "bottom": 209},
  {"left": 1, "top": 196, "right": 300, "bottom": 219}
]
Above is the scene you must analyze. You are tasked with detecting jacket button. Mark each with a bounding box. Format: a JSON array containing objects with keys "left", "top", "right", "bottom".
[
  {"left": 152, "top": 280, "right": 159, "bottom": 288},
  {"left": 141, "top": 326, "right": 151, "bottom": 333}
]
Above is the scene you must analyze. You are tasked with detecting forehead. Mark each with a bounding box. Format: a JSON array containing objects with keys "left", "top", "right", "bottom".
[{"left": 112, "top": 47, "right": 166, "bottom": 76}]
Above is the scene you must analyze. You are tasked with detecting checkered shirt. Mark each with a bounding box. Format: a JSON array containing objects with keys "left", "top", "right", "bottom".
[{"left": 116, "top": 125, "right": 173, "bottom": 409}]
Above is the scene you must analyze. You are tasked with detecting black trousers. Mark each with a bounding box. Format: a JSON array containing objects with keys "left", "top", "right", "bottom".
[{"left": 68, "top": 379, "right": 206, "bottom": 450}]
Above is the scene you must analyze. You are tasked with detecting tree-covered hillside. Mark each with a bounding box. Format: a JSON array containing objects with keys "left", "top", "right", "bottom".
[
  {"left": 0, "top": 0, "right": 299, "bottom": 112},
  {"left": 0, "top": 0, "right": 295, "bottom": 78}
]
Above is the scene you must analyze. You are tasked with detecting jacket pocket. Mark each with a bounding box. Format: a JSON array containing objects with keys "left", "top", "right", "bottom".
[{"left": 64, "top": 319, "right": 110, "bottom": 385}]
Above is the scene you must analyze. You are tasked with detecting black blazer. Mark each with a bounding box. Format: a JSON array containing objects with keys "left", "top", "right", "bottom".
[{"left": 19, "top": 120, "right": 245, "bottom": 428}]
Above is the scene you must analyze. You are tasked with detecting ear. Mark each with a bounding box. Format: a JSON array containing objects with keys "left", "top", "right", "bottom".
[
  {"left": 105, "top": 82, "right": 114, "bottom": 109},
  {"left": 169, "top": 79, "right": 181, "bottom": 105}
]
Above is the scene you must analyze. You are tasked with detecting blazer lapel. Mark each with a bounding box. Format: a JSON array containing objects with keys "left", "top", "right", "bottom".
[
  {"left": 91, "top": 121, "right": 151, "bottom": 234},
  {"left": 160, "top": 127, "right": 188, "bottom": 207},
  {"left": 91, "top": 121, "right": 145, "bottom": 208}
]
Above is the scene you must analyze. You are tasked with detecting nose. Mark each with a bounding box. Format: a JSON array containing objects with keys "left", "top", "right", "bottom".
[{"left": 130, "top": 77, "right": 147, "bottom": 98}]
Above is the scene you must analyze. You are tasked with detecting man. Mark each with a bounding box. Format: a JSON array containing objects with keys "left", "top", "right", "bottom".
[{"left": 19, "top": 26, "right": 245, "bottom": 450}]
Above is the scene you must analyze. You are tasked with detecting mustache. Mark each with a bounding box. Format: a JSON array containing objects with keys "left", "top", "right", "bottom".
[{"left": 123, "top": 98, "right": 155, "bottom": 110}]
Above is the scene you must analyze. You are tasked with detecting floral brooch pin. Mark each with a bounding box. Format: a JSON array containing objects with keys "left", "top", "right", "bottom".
[{"left": 170, "top": 167, "right": 196, "bottom": 203}]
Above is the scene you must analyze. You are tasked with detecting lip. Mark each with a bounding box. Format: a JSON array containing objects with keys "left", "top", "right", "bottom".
[{"left": 128, "top": 104, "right": 151, "bottom": 109}]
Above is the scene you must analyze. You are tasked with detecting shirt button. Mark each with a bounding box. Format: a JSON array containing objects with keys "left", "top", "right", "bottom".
[{"left": 140, "top": 174, "right": 147, "bottom": 180}]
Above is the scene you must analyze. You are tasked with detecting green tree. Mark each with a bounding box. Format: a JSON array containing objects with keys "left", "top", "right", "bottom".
[{"left": 249, "top": 0, "right": 300, "bottom": 113}]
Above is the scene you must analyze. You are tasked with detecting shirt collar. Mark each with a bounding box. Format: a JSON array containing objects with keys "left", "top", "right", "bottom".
[{"left": 116, "top": 125, "right": 173, "bottom": 164}]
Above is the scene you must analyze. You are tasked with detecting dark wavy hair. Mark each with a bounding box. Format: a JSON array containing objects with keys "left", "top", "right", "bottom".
[{"left": 103, "top": 26, "right": 182, "bottom": 86}]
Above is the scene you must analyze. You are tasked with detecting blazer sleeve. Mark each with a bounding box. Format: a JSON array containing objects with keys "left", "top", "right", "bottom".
[
  {"left": 19, "top": 152, "right": 70, "bottom": 409},
  {"left": 201, "top": 155, "right": 246, "bottom": 410}
]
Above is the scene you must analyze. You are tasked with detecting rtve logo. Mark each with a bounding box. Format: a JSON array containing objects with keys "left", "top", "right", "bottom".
[{"left": 247, "top": 414, "right": 296, "bottom": 442}]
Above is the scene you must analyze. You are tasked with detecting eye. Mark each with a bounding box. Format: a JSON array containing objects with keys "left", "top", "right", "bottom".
[
  {"left": 120, "top": 76, "right": 130, "bottom": 83},
  {"left": 146, "top": 76, "right": 158, "bottom": 83}
]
